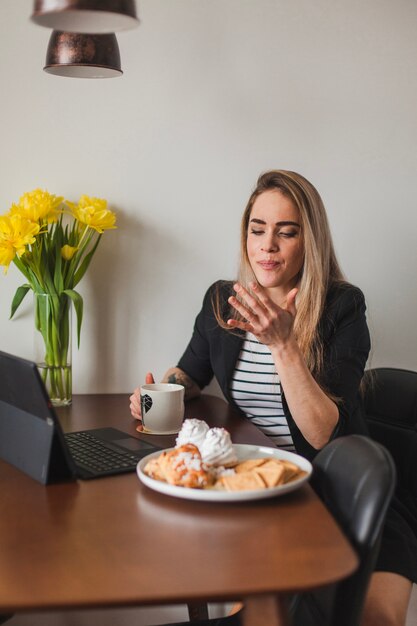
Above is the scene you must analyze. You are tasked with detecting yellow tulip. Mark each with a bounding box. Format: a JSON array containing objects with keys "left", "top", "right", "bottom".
[
  {"left": 69, "top": 195, "right": 117, "bottom": 234},
  {"left": 61, "top": 244, "right": 78, "bottom": 261},
  {"left": 0, "top": 244, "right": 15, "bottom": 272},
  {"left": 10, "top": 188, "right": 63, "bottom": 224},
  {"left": 0, "top": 214, "right": 40, "bottom": 270}
]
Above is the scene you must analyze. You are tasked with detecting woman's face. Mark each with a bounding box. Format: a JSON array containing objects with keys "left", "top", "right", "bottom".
[{"left": 246, "top": 190, "right": 304, "bottom": 299}]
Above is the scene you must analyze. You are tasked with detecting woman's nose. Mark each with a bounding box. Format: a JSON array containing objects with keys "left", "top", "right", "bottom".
[{"left": 261, "top": 235, "right": 278, "bottom": 252}]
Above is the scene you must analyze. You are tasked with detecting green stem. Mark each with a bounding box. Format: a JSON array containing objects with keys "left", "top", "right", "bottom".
[{"left": 35, "top": 293, "right": 72, "bottom": 404}]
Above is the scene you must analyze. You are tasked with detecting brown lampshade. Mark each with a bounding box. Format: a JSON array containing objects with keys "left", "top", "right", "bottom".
[
  {"left": 32, "top": 0, "right": 139, "bottom": 34},
  {"left": 43, "top": 31, "right": 123, "bottom": 78}
]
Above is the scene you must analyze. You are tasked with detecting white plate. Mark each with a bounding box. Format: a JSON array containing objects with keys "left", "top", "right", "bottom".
[{"left": 137, "top": 444, "right": 312, "bottom": 502}]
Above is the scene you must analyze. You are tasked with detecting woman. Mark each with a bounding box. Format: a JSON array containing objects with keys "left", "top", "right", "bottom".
[{"left": 130, "top": 170, "right": 415, "bottom": 626}]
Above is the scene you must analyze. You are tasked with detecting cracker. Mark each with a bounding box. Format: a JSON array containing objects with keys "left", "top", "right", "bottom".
[
  {"left": 286, "top": 469, "right": 308, "bottom": 484},
  {"left": 221, "top": 471, "right": 266, "bottom": 491},
  {"left": 280, "top": 460, "right": 301, "bottom": 482},
  {"left": 254, "top": 464, "right": 285, "bottom": 487},
  {"left": 234, "top": 458, "right": 267, "bottom": 473},
  {"left": 259, "top": 459, "right": 284, "bottom": 470}
]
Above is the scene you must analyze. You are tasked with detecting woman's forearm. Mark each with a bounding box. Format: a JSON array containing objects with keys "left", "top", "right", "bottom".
[
  {"left": 162, "top": 367, "right": 201, "bottom": 401},
  {"left": 271, "top": 340, "right": 339, "bottom": 449}
]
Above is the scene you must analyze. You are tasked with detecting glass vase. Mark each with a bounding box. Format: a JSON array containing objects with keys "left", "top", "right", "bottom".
[{"left": 34, "top": 293, "right": 72, "bottom": 406}]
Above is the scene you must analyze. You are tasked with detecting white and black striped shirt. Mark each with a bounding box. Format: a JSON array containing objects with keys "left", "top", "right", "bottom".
[{"left": 230, "top": 333, "right": 295, "bottom": 451}]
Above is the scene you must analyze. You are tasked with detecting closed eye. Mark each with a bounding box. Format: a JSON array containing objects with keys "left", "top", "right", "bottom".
[{"left": 278, "top": 230, "right": 298, "bottom": 238}]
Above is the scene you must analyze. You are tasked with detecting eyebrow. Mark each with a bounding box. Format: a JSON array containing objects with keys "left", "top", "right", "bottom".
[{"left": 249, "top": 218, "right": 301, "bottom": 227}]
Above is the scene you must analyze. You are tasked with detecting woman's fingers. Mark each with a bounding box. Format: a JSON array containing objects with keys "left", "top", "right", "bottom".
[
  {"left": 285, "top": 288, "right": 298, "bottom": 317},
  {"left": 134, "top": 373, "right": 154, "bottom": 430},
  {"left": 226, "top": 317, "right": 253, "bottom": 332},
  {"left": 130, "top": 398, "right": 140, "bottom": 418},
  {"left": 130, "top": 387, "right": 142, "bottom": 420},
  {"left": 228, "top": 283, "right": 261, "bottom": 320},
  {"left": 234, "top": 282, "right": 267, "bottom": 315},
  {"left": 228, "top": 294, "right": 255, "bottom": 322},
  {"left": 130, "top": 373, "right": 155, "bottom": 421},
  {"left": 228, "top": 282, "right": 272, "bottom": 327},
  {"left": 227, "top": 282, "right": 297, "bottom": 346},
  {"left": 248, "top": 281, "right": 275, "bottom": 309}
]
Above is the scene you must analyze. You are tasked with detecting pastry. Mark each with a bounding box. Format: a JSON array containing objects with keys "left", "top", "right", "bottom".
[
  {"left": 163, "top": 443, "right": 213, "bottom": 489},
  {"left": 143, "top": 454, "right": 167, "bottom": 482}
]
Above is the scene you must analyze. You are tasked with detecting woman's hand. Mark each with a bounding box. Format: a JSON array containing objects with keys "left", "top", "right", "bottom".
[
  {"left": 227, "top": 282, "right": 298, "bottom": 348},
  {"left": 228, "top": 281, "right": 339, "bottom": 449},
  {"left": 129, "top": 368, "right": 201, "bottom": 432},
  {"left": 129, "top": 372, "right": 155, "bottom": 431}
]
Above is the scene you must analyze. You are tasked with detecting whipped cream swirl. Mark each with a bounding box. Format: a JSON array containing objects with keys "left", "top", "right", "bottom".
[
  {"left": 200, "top": 427, "right": 238, "bottom": 466},
  {"left": 176, "top": 418, "right": 209, "bottom": 449}
]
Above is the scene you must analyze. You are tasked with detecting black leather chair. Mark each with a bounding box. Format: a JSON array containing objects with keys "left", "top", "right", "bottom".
[
  {"left": 362, "top": 367, "right": 417, "bottom": 537},
  {"left": 290, "top": 434, "right": 396, "bottom": 626},
  {"left": 154, "top": 434, "right": 396, "bottom": 626}
]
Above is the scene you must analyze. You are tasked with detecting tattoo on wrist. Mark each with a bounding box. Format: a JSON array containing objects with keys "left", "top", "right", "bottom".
[
  {"left": 168, "top": 373, "right": 194, "bottom": 390},
  {"left": 164, "top": 369, "right": 200, "bottom": 400}
]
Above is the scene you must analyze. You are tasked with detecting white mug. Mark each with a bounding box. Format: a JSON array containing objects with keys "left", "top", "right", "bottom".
[{"left": 140, "top": 383, "right": 185, "bottom": 434}]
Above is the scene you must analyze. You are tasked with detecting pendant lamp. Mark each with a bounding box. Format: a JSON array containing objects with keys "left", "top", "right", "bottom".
[
  {"left": 32, "top": 0, "right": 139, "bottom": 34},
  {"left": 43, "top": 31, "right": 123, "bottom": 78}
]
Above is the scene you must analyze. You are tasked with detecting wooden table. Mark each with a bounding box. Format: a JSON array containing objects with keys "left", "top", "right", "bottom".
[{"left": 0, "top": 394, "right": 358, "bottom": 626}]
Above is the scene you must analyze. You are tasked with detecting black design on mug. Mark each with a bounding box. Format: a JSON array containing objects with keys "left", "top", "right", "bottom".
[{"left": 141, "top": 394, "right": 153, "bottom": 414}]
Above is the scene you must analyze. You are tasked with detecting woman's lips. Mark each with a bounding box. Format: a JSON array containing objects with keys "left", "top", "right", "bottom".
[{"left": 258, "top": 261, "right": 280, "bottom": 270}]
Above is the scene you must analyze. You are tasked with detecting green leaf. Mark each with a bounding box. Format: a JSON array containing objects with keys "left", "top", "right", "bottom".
[
  {"left": 63, "top": 289, "right": 83, "bottom": 347},
  {"left": 42, "top": 265, "right": 58, "bottom": 296},
  {"left": 12, "top": 256, "right": 31, "bottom": 281},
  {"left": 53, "top": 227, "right": 64, "bottom": 293},
  {"left": 73, "top": 234, "right": 101, "bottom": 287},
  {"left": 10, "top": 284, "right": 32, "bottom": 319},
  {"left": 27, "top": 271, "right": 44, "bottom": 294}
]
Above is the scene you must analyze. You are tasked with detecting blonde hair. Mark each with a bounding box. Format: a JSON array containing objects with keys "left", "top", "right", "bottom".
[{"left": 215, "top": 170, "right": 345, "bottom": 377}]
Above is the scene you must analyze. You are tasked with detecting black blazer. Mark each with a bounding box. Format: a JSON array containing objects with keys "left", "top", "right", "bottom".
[{"left": 177, "top": 280, "right": 371, "bottom": 460}]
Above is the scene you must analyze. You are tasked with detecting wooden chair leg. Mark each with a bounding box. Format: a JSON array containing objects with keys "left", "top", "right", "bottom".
[
  {"left": 242, "top": 594, "right": 289, "bottom": 626},
  {"left": 187, "top": 602, "right": 209, "bottom": 622}
]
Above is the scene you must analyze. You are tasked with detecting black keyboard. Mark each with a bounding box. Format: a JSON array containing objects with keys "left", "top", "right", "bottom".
[{"left": 65, "top": 431, "right": 140, "bottom": 477}]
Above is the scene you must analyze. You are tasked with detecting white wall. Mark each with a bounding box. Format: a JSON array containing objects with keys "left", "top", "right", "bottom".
[{"left": 1, "top": 0, "right": 416, "bottom": 395}]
